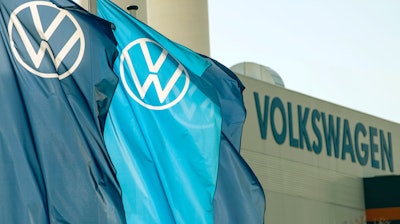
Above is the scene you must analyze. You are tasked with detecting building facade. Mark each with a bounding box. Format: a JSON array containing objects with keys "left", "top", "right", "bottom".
[
  {"left": 74, "top": 0, "right": 210, "bottom": 56},
  {"left": 237, "top": 70, "right": 399, "bottom": 223}
]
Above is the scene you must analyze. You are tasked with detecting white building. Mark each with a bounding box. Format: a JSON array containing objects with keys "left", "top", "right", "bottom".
[{"left": 235, "top": 62, "right": 399, "bottom": 223}]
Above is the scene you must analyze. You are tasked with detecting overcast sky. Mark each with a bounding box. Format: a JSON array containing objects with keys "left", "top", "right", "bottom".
[{"left": 208, "top": 0, "right": 400, "bottom": 124}]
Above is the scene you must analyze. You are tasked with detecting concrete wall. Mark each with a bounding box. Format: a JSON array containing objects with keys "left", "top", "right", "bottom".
[
  {"left": 73, "top": 0, "right": 210, "bottom": 56},
  {"left": 239, "top": 74, "right": 400, "bottom": 223},
  {"left": 112, "top": 0, "right": 210, "bottom": 56}
]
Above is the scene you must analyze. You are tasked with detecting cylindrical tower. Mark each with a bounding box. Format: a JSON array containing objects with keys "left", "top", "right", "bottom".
[
  {"left": 144, "top": 0, "right": 210, "bottom": 56},
  {"left": 76, "top": 0, "right": 210, "bottom": 56}
]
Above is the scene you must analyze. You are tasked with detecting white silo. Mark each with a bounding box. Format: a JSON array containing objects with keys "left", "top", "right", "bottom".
[
  {"left": 231, "top": 62, "right": 285, "bottom": 87},
  {"left": 75, "top": 0, "right": 210, "bottom": 56}
]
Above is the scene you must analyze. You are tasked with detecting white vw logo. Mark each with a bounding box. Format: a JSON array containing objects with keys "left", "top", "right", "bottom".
[
  {"left": 120, "top": 38, "right": 190, "bottom": 110},
  {"left": 8, "top": 1, "right": 85, "bottom": 79},
  {"left": 170, "top": 85, "right": 217, "bottom": 129}
]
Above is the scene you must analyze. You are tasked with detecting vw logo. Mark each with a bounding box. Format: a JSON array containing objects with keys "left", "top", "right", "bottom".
[
  {"left": 8, "top": 1, "right": 85, "bottom": 79},
  {"left": 119, "top": 38, "right": 190, "bottom": 110}
]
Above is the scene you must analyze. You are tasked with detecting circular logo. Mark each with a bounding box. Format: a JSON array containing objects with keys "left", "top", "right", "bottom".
[
  {"left": 119, "top": 38, "right": 190, "bottom": 110},
  {"left": 8, "top": 1, "right": 85, "bottom": 79}
]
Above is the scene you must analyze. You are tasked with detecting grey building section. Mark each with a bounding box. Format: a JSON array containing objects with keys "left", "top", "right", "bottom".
[
  {"left": 113, "top": 0, "right": 210, "bottom": 56},
  {"left": 231, "top": 62, "right": 285, "bottom": 87},
  {"left": 74, "top": 0, "right": 210, "bottom": 56},
  {"left": 239, "top": 73, "right": 399, "bottom": 223}
]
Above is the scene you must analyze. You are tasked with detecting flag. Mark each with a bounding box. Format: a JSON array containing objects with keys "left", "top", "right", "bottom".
[
  {"left": 200, "top": 57, "right": 266, "bottom": 223},
  {"left": 97, "top": 0, "right": 222, "bottom": 223},
  {"left": 0, "top": 0, "right": 125, "bottom": 223}
]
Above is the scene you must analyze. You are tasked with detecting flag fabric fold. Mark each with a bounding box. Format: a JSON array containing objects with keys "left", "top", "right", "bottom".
[
  {"left": 201, "top": 57, "right": 266, "bottom": 224},
  {"left": 0, "top": 0, "right": 125, "bottom": 223},
  {"left": 98, "top": 0, "right": 266, "bottom": 223},
  {"left": 98, "top": 0, "right": 222, "bottom": 223}
]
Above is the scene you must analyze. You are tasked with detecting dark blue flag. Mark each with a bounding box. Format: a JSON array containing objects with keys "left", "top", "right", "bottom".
[
  {"left": 199, "top": 57, "right": 266, "bottom": 223},
  {"left": 0, "top": 0, "right": 125, "bottom": 223}
]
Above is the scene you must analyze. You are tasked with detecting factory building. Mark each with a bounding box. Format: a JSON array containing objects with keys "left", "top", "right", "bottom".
[{"left": 234, "top": 62, "right": 400, "bottom": 223}]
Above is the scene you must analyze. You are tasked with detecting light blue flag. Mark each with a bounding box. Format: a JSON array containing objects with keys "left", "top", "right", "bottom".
[{"left": 97, "top": 0, "right": 222, "bottom": 223}]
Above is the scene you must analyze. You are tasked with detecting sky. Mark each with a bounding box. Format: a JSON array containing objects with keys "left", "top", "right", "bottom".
[{"left": 208, "top": 0, "right": 400, "bottom": 124}]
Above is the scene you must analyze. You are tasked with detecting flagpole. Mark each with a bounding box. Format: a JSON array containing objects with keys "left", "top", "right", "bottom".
[{"left": 88, "top": 0, "right": 97, "bottom": 14}]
